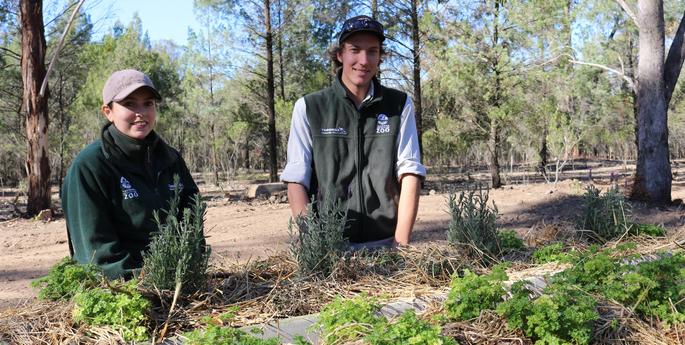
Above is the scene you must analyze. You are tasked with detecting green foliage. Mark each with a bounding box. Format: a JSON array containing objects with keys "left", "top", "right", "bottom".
[
  {"left": 447, "top": 184, "right": 500, "bottom": 256},
  {"left": 31, "top": 257, "right": 100, "bottom": 301},
  {"left": 184, "top": 324, "right": 280, "bottom": 345},
  {"left": 498, "top": 230, "right": 525, "bottom": 251},
  {"left": 555, "top": 248, "right": 685, "bottom": 324},
  {"left": 289, "top": 197, "right": 349, "bottom": 278},
  {"left": 498, "top": 281, "right": 598, "bottom": 345},
  {"left": 524, "top": 283, "right": 598, "bottom": 345},
  {"left": 316, "top": 295, "right": 383, "bottom": 344},
  {"left": 142, "top": 176, "right": 211, "bottom": 294},
  {"left": 625, "top": 253, "right": 685, "bottom": 323},
  {"left": 497, "top": 280, "right": 533, "bottom": 330},
  {"left": 631, "top": 223, "right": 666, "bottom": 237},
  {"left": 532, "top": 243, "right": 572, "bottom": 264},
  {"left": 292, "top": 335, "right": 313, "bottom": 345},
  {"left": 579, "top": 185, "right": 632, "bottom": 242},
  {"left": 445, "top": 266, "right": 507, "bottom": 321},
  {"left": 316, "top": 295, "right": 456, "bottom": 345},
  {"left": 72, "top": 280, "right": 150, "bottom": 342},
  {"left": 366, "top": 310, "right": 457, "bottom": 345}
]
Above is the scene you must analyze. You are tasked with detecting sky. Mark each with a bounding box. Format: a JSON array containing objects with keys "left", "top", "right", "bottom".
[{"left": 85, "top": 0, "right": 201, "bottom": 45}]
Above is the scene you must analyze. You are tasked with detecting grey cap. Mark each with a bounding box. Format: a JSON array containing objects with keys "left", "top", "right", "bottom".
[{"left": 102, "top": 69, "right": 161, "bottom": 105}]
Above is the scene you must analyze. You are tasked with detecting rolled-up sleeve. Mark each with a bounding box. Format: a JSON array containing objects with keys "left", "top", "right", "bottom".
[
  {"left": 280, "top": 97, "right": 313, "bottom": 189},
  {"left": 396, "top": 96, "right": 427, "bottom": 179}
]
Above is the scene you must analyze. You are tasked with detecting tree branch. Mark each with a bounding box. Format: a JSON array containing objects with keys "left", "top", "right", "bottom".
[
  {"left": 0, "top": 46, "right": 21, "bottom": 60},
  {"left": 664, "top": 10, "right": 685, "bottom": 105},
  {"left": 533, "top": 53, "right": 637, "bottom": 92},
  {"left": 40, "top": 0, "right": 86, "bottom": 97},
  {"left": 570, "top": 58, "right": 636, "bottom": 92},
  {"left": 615, "top": 0, "right": 640, "bottom": 29}
]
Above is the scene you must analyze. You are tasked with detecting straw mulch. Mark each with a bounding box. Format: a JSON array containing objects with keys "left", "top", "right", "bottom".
[
  {"left": 1, "top": 228, "right": 684, "bottom": 344},
  {"left": 0, "top": 242, "right": 474, "bottom": 344}
]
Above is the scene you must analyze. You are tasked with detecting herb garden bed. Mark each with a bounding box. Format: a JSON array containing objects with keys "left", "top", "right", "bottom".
[{"left": 1, "top": 185, "right": 684, "bottom": 344}]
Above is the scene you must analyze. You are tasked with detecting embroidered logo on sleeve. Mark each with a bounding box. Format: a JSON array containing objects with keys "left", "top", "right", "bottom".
[
  {"left": 120, "top": 177, "right": 139, "bottom": 199},
  {"left": 375, "top": 114, "right": 390, "bottom": 134},
  {"left": 320, "top": 127, "right": 348, "bottom": 135}
]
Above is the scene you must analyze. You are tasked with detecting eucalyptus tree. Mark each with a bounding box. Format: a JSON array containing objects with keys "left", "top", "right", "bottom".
[
  {"left": 625, "top": 0, "right": 685, "bottom": 204},
  {"left": 196, "top": 0, "right": 279, "bottom": 182},
  {"left": 68, "top": 16, "right": 180, "bottom": 152},
  {"left": 0, "top": 1, "right": 24, "bottom": 185},
  {"left": 181, "top": 5, "right": 233, "bottom": 184},
  {"left": 20, "top": 0, "right": 51, "bottom": 216},
  {"left": 575, "top": 0, "right": 685, "bottom": 204},
  {"left": 45, "top": 7, "right": 92, "bottom": 190},
  {"left": 380, "top": 0, "right": 429, "bottom": 155},
  {"left": 424, "top": 0, "right": 528, "bottom": 188}
]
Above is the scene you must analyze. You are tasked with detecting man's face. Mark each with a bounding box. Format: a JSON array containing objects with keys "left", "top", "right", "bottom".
[
  {"left": 102, "top": 87, "right": 157, "bottom": 140},
  {"left": 337, "top": 32, "right": 381, "bottom": 91}
]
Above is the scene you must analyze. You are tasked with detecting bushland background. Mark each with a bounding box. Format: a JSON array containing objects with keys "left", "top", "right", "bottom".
[{"left": 2, "top": 0, "right": 685, "bottom": 308}]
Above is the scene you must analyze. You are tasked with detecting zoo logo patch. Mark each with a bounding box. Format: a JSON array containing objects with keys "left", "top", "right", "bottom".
[
  {"left": 120, "top": 177, "right": 139, "bottom": 200},
  {"left": 375, "top": 113, "right": 390, "bottom": 134}
]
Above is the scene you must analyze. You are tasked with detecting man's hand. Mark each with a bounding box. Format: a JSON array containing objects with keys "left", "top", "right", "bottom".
[{"left": 394, "top": 174, "right": 421, "bottom": 245}]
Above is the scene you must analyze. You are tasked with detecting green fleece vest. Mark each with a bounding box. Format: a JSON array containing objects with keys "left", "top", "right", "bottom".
[{"left": 305, "top": 76, "right": 407, "bottom": 242}]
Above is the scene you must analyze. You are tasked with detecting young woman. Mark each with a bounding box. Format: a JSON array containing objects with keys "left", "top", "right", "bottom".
[{"left": 61, "top": 69, "right": 199, "bottom": 279}]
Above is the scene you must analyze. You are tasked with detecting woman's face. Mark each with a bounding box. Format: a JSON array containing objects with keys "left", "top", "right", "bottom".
[{"left": 102, "top": 87, "right": 157, "bottom": 140}]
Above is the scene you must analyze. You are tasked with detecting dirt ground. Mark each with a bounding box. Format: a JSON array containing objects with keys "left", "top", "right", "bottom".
[{"left": 2, "top": 165, "right": 684, "bottom": 310}]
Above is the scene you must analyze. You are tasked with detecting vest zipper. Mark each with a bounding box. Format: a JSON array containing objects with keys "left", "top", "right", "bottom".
[
  {"left": 357, "top": 111, "right": 366, "bottom": 235},
  {"left": 146, "top": 146, "right": 159, "bottom": 196}
]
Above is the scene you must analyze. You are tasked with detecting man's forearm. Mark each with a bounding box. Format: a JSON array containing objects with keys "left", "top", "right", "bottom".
[
  {"left": 287, "top": 182, "right": 310, "bottom": 217},
  {"left": 395, "top": 174, "right": 421, "bottom": 245}
]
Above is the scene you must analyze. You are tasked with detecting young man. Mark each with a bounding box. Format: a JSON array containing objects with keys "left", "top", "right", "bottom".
[{"left": 281, "top": 15, "right": 426, "bottom": 248}]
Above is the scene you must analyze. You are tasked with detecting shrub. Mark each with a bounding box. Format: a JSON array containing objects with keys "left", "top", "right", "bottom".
[
  {"left": 498, "top": 281, "right": 598, "bottom": 345},
  {"left": 524, "top": 283, "right": 598, "bottom": 344},
  {"left": 31, "top": 257, "right": 100, "bottom": 301},
  {"left": 497, "top": 280, "right": 533, "bottom": 330},
  {"left": 532, "top": 243, "right": 572, "bottom": 264},
  {"left": 142, "top": 175, "right": 211, "bottom": 294},
  {"left": 289, "top": 197, "right": 349, "bottom": 278},
  {"left": 631, "top": 223, "right": 666, "bottom": 237},
  {"left": 316, "top": 294, "right": 383, "bottom": 344},
  {"left": 184, "top": 311, "right": 282, "bottom": 345},
  {"left": 184, "top": 326, "right": 280, "bottom": 345},
  {"left": 445, "top": 265, "right": 507, "bottom": 321},
  {"left": 316, "top": 295, "right": 456, "bottom": 345},
  {"left": 72, "top": 280, "right": 150, "bottom": 342},
  {"left": 555, "top": 248, "right": 685, "bottom": 324},
  {"left": 606, "top": 252, "right": 685, "bottom": 324},
  {"left": 366, "top": 310, "right": 457, "bottom": 345},
  {"left": 578, "top": 185, "right": 632, "bottom": 242},
  {"left": 447, "top": 184, "right": 500, "bottom": 256},
  {"left": 498, "top": 229, "right": 525, "bottom": 251}
]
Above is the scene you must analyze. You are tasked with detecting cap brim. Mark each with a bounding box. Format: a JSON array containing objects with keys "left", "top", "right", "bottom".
[
  {"left": 111, "top": 84, "right": 161, "bottom": 102},
  {"left": 339, "top": 30, "right": 385, "bottom": 44}
]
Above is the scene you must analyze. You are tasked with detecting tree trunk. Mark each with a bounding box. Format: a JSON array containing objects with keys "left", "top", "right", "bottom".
[
  {"left": 489, "top": 118, "right": 502, "bottom": 188},
  {"left": 242, "top": 143, "right": 250, "bottom": 169},
  {"left": 410, "top": 0, "right": 423, "bottom": 157},
  {"left": 538, "top": 126, "right": 548, "bottom": 176},
  {"left": 20, "top": 0, "right": 51, "bottom": 216},
  {"left": 265, "top": 0, "right": 278, "bottom": 182},
  {"left": 631, "top": 0, "right": 671, "bottom": 204},
  {"left": 276, "top": 0, "right": 285, "bottom": 100}
]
